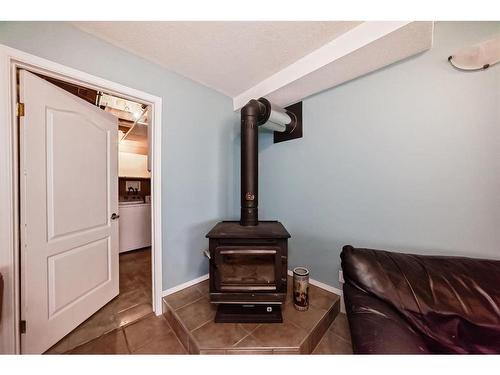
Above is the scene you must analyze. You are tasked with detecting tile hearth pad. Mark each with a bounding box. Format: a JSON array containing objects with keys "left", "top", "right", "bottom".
[{"left": 163, "top": 277, "right": 343, "bottom": 354}]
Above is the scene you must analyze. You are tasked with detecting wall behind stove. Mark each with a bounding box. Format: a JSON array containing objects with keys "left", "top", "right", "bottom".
[
  {"left": 257, "top": 21, "right": 500, "bottom": 289},
  {"left": 0, "top": 22, "right": 235, "bottom": 290}
]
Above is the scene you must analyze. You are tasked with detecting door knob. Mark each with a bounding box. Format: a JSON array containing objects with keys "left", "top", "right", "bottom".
[{"left": 111, "top": 213, "right": 120, "bottom": 220}]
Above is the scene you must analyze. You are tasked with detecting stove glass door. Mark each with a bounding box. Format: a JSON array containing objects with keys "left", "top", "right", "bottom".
[{"left": 215, "top": 247, "right": 279, "bottom": 291}]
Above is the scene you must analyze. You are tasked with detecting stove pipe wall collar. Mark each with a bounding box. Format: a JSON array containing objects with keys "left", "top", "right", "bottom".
[{"left": 241, "top": 98, "right": 303, "bottom": 143}]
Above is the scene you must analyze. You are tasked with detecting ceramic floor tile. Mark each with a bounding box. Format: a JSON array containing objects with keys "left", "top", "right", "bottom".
[
  {"left": 132, "top": 331, "right": 187, "bottom": 354},
  {"left": 308, "top": 285, "right": 340, "bottom": 311},
  {"left": 239, "top": 323, "right": 260, "bottom": 334},
  {"left": 309, "top": 305, "right": 338, "bottom": 352},
  {"left": 195, "top": 279, "right": 210, "bottom": 295},
  {"left": 234, "top": 334, "right": 263, "bottom": 348},
  {"left": 199, "top": 349, "right": 227, "bottom": 355},
  {"left": 188, "top": 335, "right": 200, "bottom": 354},
  {"left": 282, "top": 302, "right": 327, "bottom": 331},
  {"left": 273, "top": 348, "right": 301, "bottom": 354},
  {"left": 248, "top": 321, "right": 308, "bottom": 348},
  {"left": 160, "top": 278, "right": 341, "bottom": 354},
  {"left": 47, "top": 248, "right": 152, "bottom": 354},
  {"left": 192, "top": 322, "right": 248, "bottom": 349},
  {"left": 46, "top": 308, "right": 118, "bottom": 354},
  {"left": 163, "top": 307, "right": 190, "bottom": 351},
  {"left": 175, "top": 296, "right": 216, "bottom": 331},
  {"left": 237, "top": 332, "right": 299, "bottom": 354},
  {"left": 312, "top": 330, "right": 353, "bottom": 354},
  {"left": 68, "top": 329, "right": 130, "bottom": 354},
  {"left": 226, "top": 348, "right": 272, "bottom": 355},
  {"left": 329, "top": 313, "right": 351, "bottom": 343},
  {"left": 116, "top": 303, "right": 153, "bottom": 327},
  {"left": 108, "top": 289, "right": 150, "bottom": 315},
  {"left": 124, "top": 313, "right": 172, "bottom": 352},
  {"left": 165, "top": 285, "right": 203, "bottom": 310}
]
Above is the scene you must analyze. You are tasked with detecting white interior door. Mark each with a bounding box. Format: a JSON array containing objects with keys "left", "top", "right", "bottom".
[{"left": 19, "top": 70, "right": 119, "bottom": 354}]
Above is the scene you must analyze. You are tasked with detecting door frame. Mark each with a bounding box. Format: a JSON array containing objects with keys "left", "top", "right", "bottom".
[{"left": 0, "top": 44, "right": 163, "bottom": 354}]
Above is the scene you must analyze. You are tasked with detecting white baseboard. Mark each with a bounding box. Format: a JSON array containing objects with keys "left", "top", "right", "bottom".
[
  {"left": 162, "top": 273, "right": 209, "bottom": 297},
  {"left": 287, "top": 270, "right": 342, "bottom": 295},
  {"left": 162, "top": 271, "right": 346, "bottom": 313},
  {"left": 287, "top": 270, "right": 345, "bottom": 313}
]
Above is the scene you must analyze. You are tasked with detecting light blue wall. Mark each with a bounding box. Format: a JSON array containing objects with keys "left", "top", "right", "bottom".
[
  {"left": 2, "top": 22, "right": 499, "bottom": 292},
  {"left": 257, "top": 21, "right": 500, "bottom": 288},
  {"left": 0, "top": 22, "right": 235, "bottom": 290}
]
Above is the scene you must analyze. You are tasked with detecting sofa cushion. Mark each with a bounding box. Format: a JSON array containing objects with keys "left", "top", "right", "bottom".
[
  {"left": 344, "top": 283, "right": 431, "bottom": 354},
  {"left": 341, "top": 245, "right": 500, "bottom": 353}
]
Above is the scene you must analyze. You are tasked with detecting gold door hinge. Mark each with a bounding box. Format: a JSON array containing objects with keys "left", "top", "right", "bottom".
[{"left": 17, "top": 102, "right": 25, "bottom": 117}]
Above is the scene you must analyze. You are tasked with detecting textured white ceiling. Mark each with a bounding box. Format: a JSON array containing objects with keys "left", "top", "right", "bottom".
[{"left": 71, "top": 21, "right": 361, "bottom": 97}]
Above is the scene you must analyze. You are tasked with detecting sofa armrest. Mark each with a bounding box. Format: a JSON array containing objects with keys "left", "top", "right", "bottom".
[{"left": 344, "top": 283, "right": 431, "bottom": 354}]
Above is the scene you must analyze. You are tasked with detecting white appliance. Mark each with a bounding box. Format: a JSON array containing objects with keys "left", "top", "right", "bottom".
[{"left": 118, "top": 202, "right": 151, "bottom": 253}]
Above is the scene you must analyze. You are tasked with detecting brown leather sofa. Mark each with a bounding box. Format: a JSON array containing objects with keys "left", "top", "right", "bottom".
[{"left": 341, "top": 245, "right": 500, "bottom": 354}]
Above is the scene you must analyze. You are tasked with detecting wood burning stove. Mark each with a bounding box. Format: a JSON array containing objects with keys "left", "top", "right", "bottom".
[
  {"left": 206, "top": 221, "right": 289, "bottom": 323},
  {"left": 206, "top": 221, "right": 289, "bottom": 314},
  {"left": 205, "top": 98, "right": 300, "bottom": 323}
]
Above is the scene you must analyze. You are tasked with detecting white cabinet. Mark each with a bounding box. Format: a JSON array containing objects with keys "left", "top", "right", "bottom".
[
  {"left": 118, "top": 152, "right": 151, "bottom": 178},
  {"left": 118, "top": 203, "right": 151, "bottom": 253}
]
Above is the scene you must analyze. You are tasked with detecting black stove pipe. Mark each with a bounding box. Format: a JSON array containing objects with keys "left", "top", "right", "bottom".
[{"left": 240, "top": 99, "right": 268, "bottom": 226}]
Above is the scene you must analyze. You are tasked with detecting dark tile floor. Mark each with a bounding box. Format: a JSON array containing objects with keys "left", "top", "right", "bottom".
[
  {"left": 312, "top": 313, "right": 353, "bottom": 354},
  {"left": 46, "top": 248, "right": 153, "bottom": 354},
  {"left": 51, "top": 262, "right": 353, "bottom": 355},
  {"left": 68, "top": 313, "right": 186, "bottom": 354},
  {"left": 63, "top": 310, "right": 351, "bottom": 355},
  {"left": 163, "top": 278, "right": 352, "bottom": 354}
]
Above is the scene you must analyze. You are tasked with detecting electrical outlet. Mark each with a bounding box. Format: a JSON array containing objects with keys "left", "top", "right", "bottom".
[{"left": 339, "top": 269, "right": 344, "bottom": 284}]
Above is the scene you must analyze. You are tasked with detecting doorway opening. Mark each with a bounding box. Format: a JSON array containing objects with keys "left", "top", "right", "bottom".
[
  {"left": 27, "top": 77, "right": 155, "bottom": 353},
  {"left": 0, "top": 44, "right": 163, "bottom": 354}
]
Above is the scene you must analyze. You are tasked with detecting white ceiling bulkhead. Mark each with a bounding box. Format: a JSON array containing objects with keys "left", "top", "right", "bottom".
[{"left": 72, "top": 21, "right": 434, "bottom": 110}]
